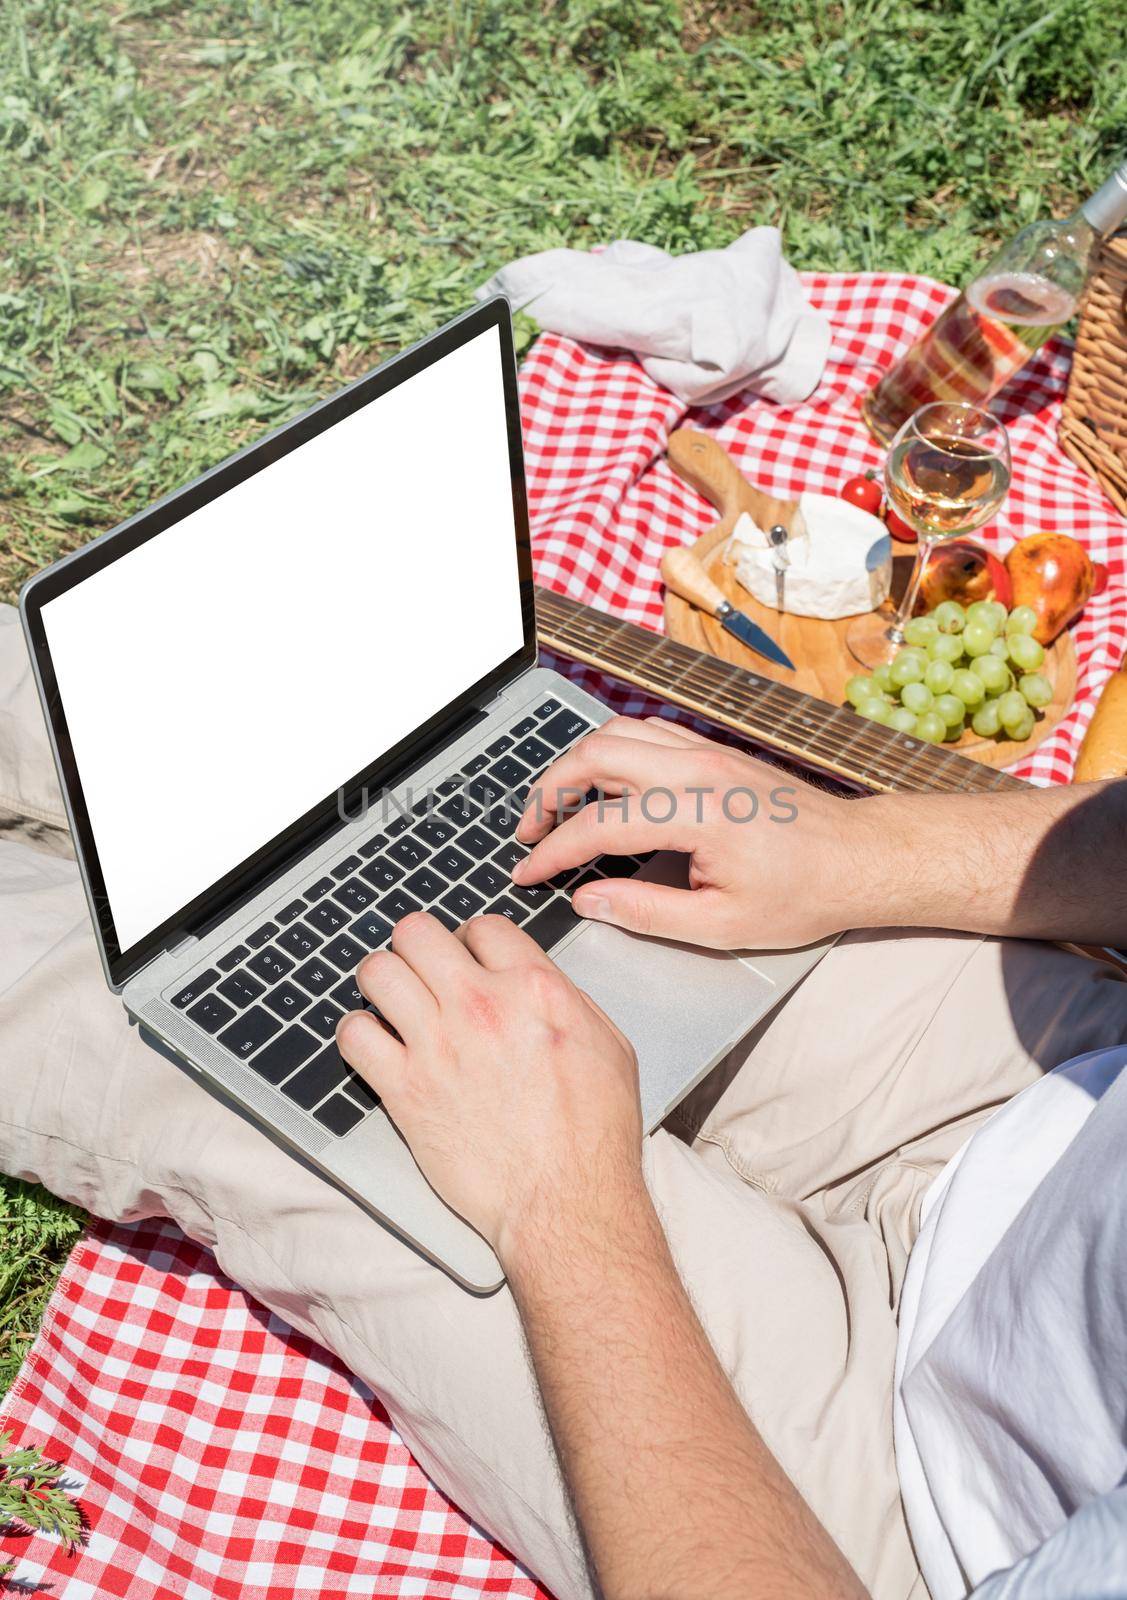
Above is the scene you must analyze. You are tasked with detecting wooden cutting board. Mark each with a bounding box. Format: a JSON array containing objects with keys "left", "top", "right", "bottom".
[{"left": 662, "top": 429, "right": 1076, "bottom": 771}]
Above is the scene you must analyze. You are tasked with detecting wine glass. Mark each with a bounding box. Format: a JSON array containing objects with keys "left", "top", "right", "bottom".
[{"left": 847, "top": 403, "right": 1012, "bottom": 669}]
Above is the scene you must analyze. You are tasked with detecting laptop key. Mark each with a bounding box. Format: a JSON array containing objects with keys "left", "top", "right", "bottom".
[
  {"left": 403, "top": 867, "right": 448, "bottom": 904},
  {"left": 314, "top": 1093, "right": 366, "bottom": 1136},
  {"left": 598, "top": 855, "right": 641, "bottom": 879},
  {"left": 440, "top": 884, "right": 485, "bottom": 921},
  {"left": 511, "top": 715, "right": 537, "bottom": 738},
  {"left": 492, "top": 841, "right": 527, "bottom": 874},
  {"left": 458, "top": 824, "right": 498, "bottom": 860},
  {"left": 330, "top": 975, "right": 365, "bottom": 1011},
  {"left": 351, "top": 911, "right": 393, "bottom": 949},
  {"left": 438, "top": 793, "right": 480, "bottom": 825},
  {"left": 468, "top": 862, "right": 509, "bottom": 899},
  {"left": 510, "top": 880, "right": 554, "bottom": 909},
  {"left": 186, "top": 993, "right": 236, "bottom": 1034},
  {"left": 305, "top": 999, "right": 345, "bottom": 1041},
  {"left": 344, "top": 1070, "right": 380, "bottom": 1110},
  {"left": 359, "top": 857, "right": 404, "bottom": 892},
  {"left": 246, "top": 945, "right": 294, "bottom": 984},
  {"left": 306, "top": 875, "right": 334, "bottom": 901},
  {"left": 489, "top": 896, "right": 529, "bottom": 924},
  {"left": 332, "top": 877, "right": 376, "bottom": 914},
  {"left": 535, "top": 698, "right": 561, "bottom": 719},
  {"left": 537, "top": 709, "right": 594, "bottom": 750},
  {"left": 484, "top": 802, "right": 521, "bottom": 839},
  {"left": 428, "top": 905, "right": 461, "bottom": 932},
  {"left": 249, "top": 1025, "right": 318, "bottom": 1085},
  {"left": 462, "top": 752, "right": 490, "bottom": 776},
  {"left": 217, "top": 1005, "right": 281, "bottom": 1059},
  {"left": 377, "top": 888, "right": 423, "bottom": 924},
  {"left": 488, "top": 755, "right": 533, "bottom": 790},
  {"left": 332, "top": 855, "right": 361, "bottom": 880},
  {"left": 277, "top": 898, "right": 306, "bottom": 925},
  {"left": 522, "top": 897, "right": 584, "bottom": 952},
  {"left": 307, "top": 900, "right": 348, "bottom": 936},
  {"left": 277, "top": 921, "right": 323, "bottom": 959},
  {"left": 281, "top": 1048, "right": 350, "bottom": 1111},
  {"left": 247, "top": 921, "right": 279, "bottom": 950},
  {"left": 466, "top": 774, "right": 504, "bottom": 807},
  {"left": 322, "top": 933, "right": 366, "bottom": 971},
  {"left": 431, "top": 844, "right": 473, "bottom": 880},
  {"left": 416, "top": 816, "right": 457, "bottom": 849},
  {"left": 485, "top": 733, "right": 513, "bottom": 758},
  {"left": 217, "top": 945, "right": 249, "bottom": 973},
  {"left": 512, "top": 736, "right": 554, "bottom": 771},
  {"left": 436, "top": 776, "right": 462, "bottom": 797},
  {"left": 293, "top": 957, "right": 337, "bottom": 996},
  {"left": 387, "top": 836, "right": 429, "bottom": 871},
  {"left": 264, "top": 981, "right": 311, "bottom": 1022},
  {"left": 386, "top": 813, "right": 411, "bottom": 838},
  {"left": 359, "top": 832, "right": 388, "bottom": 859},
  {"left": 171, "top": 969, "right": 218, "bottom": 1009},
  {"left": 217, "top": 970, "right": 266, "bottom": 1009}
]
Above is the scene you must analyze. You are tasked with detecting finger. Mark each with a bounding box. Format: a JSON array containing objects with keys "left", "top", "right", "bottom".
[
  {"left": 389, "top": 909, "right": 477, "bottom": 998},
  {"left": 458, "top": 912, "right": 554, "bottom": 971},
  {"left": 644, "top": 715, "right": 725, "bottom": 750},
  {"left": 512, "top": 803, "right": 677, "bottom": 885},
  {"left": 356, "top": 947, "right": 437, "bottom": 1045},
  {"left": 517, "top": 735, "right": 703, "bottom": 845},
  {"left": 571, "top": 875, "right": 731, "bottom": 948},
  {"left": 598, "top": 714, "right": 705, "bottom": 749},
  {"left": 336, "top": 1009, "right": 405, "bottom": 1101}
]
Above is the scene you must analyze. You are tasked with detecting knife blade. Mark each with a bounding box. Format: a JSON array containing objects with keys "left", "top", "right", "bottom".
[
  {"left": 661, "top": 544, "right": 796, "bottom": 672},
  {"left": 715, "top": 601, "right": 796, "bottom": 671}
]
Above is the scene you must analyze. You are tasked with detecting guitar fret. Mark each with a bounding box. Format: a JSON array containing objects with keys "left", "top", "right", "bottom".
[{"left": 535, "top": 588, "right": 1023, "bottom": 797}]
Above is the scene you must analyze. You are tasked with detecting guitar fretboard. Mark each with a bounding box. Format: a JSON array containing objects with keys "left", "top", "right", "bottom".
[{"left": 535, "top": 586, "right": 1022, "bottom": 797}]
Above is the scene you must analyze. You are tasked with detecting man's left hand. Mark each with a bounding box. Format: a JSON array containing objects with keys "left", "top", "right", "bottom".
[{"left": 336, "top": 912, "right": 643, "bottom": 1261}]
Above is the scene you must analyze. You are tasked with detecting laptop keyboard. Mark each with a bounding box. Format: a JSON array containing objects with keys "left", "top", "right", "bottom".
[{"left": 167, "top": 701, "right": 649, "bottom": 1138}]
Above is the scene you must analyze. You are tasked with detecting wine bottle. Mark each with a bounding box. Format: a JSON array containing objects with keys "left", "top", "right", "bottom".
[{"left": 862, "top": 163, "right": 1127, "bottom": 445}]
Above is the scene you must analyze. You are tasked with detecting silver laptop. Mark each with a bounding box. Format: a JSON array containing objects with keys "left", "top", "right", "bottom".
[{"left": 20, "top": 299, "right": 830, "bottom": 1291}]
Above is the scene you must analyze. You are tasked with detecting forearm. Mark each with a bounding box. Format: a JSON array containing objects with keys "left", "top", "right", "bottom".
[
  {"left": 502, "top": 1176, "right": 865, "bottom": 1600},
  {"left": 848, "top": 778, "right": 1127, "bottom": 946}
]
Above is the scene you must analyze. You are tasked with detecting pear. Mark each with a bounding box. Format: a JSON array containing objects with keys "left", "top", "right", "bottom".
[{"left": 1003, "top": 532, "right": 1107, "bottom": 645}]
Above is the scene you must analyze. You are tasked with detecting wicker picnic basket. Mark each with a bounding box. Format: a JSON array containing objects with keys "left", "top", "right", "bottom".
[{"left": 1060, "top": 231, "right": 1127, "bottom": 516}]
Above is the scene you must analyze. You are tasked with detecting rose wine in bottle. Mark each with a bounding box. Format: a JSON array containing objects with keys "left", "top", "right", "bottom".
[{"left": 862, "top": 163, "right": 1127, "bottom": 444}]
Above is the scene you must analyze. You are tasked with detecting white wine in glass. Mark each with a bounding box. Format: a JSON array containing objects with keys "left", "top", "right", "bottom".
[{"left": 847, "top": 403, "right": 1011, "bottom": 669}]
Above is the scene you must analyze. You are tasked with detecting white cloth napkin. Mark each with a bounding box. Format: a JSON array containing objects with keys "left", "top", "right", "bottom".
[{"left": 477, "top": 228, "right": 830, "bottom": 406}]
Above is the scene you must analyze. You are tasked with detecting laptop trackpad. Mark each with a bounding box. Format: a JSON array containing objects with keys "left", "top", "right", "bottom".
[{"left": 554, "top": 919, "right": 774, "bottom": 1131}]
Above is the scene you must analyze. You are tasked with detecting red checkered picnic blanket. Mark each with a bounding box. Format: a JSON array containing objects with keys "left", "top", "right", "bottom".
[{"left": 2, "top": 273, "right": 1125, "bottom": 1597}]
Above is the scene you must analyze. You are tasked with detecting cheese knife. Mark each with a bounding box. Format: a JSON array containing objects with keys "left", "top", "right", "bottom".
[{"left": 661, "top": 546, "right": 795, "bottom": 671}]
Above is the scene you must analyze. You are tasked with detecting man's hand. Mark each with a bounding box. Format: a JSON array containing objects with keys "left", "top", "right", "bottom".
[
  {"left": 513, "top": 715, "right": 866, "bottom": 949},
  {"left": 336, "top": 911, "right": 643, "bottom": 1260}
]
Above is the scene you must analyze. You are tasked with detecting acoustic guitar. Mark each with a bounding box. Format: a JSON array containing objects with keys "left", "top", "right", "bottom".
[{"left": 534, "top": 583, "right": 1021, "bottom": 797}]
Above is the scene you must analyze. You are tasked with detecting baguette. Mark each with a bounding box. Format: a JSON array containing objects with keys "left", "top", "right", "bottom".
[{"left": 1075, "top": 662, "right": 1127, "bottom": 781}]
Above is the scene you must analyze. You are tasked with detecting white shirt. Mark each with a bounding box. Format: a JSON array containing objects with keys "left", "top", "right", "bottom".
[{"left": 895, "top": 1045, "right": 1127, "bottom": 1597}]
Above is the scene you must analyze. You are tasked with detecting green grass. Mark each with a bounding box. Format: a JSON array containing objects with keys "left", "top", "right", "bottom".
[{"left": 0, "top": 0, "right": 1124, "bottom": 1388}]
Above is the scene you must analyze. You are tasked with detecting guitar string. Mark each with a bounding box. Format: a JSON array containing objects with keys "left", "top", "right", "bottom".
[
  {"left": 535, "top": 594, "right": 1020, "bottom": 788},
  {"left": 536, "top": 603, "right": 1016, "bottom": 795}
]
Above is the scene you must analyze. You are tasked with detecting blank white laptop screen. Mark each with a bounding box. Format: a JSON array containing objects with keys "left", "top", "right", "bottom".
[{"left": 39, "top": 325, "right": 525, "bottom": 953}]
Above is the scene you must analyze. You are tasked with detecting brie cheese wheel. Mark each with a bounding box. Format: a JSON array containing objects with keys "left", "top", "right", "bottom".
[{"left": 728, "top": 493, "right": 891, "bottom": 620}]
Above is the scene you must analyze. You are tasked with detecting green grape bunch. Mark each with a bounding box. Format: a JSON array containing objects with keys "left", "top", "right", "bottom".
[{"left": 845, "top": 601, "right": 1050, "bottom": 745}]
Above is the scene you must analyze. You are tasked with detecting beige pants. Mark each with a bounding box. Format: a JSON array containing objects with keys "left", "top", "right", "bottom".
[{"left": 3, "top": 605, "right": 1127, "bottom": 1600}]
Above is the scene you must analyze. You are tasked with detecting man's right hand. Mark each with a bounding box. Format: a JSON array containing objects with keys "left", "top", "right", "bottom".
[{"left": 513, "top": 716, "right": 873, "bottom": 950}]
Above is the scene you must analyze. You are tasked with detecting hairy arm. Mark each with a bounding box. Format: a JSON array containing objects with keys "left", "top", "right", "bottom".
[
  {"left": 852, "top": 778, "right": 1127, "bottom": 947},
  {"left": 502, "top": 1178, "right": 866, "bottom": 1600},
  {"left": 512, "top": 717, "right": 1127, "bottom": 951},
  {"left": 337, "top": 911, "right": 865, "bottom": 1600}
]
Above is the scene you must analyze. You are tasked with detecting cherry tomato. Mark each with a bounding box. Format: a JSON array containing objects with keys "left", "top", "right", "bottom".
[
  {"left": 839, "top": 473, "right": 882, "bottom": 516},
  {"left": 885, "top": 506, "right": 917, "bottom": 543}
]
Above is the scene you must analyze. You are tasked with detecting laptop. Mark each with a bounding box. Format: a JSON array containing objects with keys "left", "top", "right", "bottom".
[{"left": 20, "top": 298, "right": 831, "bottom": 1291}]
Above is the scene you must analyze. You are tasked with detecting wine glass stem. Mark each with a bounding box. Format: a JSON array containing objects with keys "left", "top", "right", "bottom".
[{"left": 889, "top": 536, "right": 936, "bottom": 644}]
